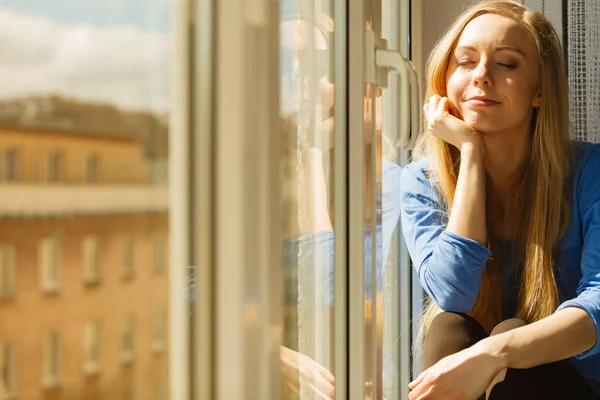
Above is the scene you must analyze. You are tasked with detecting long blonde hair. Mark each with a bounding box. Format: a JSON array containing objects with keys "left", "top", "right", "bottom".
[{"left": 414, "top": 0, "right": 573, "bottom": 338}]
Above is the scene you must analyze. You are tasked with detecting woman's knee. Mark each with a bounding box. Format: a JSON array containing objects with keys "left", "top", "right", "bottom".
[
  {"left": 422, "top": 312, "right": 487, "bottom": 369},
  {"left": 490, "top": 318, "right": 527, "bottom": 336},
  {"left": 427, "top": 312, "right": 487, "bottom": 341}
]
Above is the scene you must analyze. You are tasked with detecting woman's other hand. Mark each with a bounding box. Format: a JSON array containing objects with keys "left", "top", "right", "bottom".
[
  {"left": 408, "top": 339, "right": 507, "bottom": 400},
  {"left": 281, "top": 346, "right": 335, "bottom": 399},
  {"left": 424, "top": 95, "right": 484, "bottom": 155}
]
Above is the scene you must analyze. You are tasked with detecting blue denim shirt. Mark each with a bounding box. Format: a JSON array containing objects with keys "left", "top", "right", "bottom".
[{"left": 400, "top": 141, "right": 600, "bottom": 384}]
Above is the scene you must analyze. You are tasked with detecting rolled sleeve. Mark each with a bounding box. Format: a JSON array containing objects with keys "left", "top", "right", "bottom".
[
  {"left": 400, "top": 161, "right": 491, "bottom": 313},
  {"left": 422, "top": 231, "right": 492, "bottom": 312}
]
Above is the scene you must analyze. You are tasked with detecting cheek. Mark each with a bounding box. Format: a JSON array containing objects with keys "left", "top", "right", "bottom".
[{"left": 446, "top": 74, "right": 465, "bottom": 105}]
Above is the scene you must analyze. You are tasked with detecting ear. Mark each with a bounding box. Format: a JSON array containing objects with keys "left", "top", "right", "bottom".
[{"left": 532, "top": 92, "right": 541, "bottom": 108}]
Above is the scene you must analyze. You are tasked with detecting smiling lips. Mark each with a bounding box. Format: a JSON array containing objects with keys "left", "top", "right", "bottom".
[{"left": 466, "top": 96, "right": 501, "bottom": 107}]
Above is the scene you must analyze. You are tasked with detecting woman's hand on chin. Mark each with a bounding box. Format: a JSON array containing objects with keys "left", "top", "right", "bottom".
[{"left": 424, "top": 95, "right": 485, "bottom": 156}]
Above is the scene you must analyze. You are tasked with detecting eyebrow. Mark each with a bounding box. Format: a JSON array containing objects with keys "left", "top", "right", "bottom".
[{"left": 455, "top": 45, "right": 526, "bottom": 57}]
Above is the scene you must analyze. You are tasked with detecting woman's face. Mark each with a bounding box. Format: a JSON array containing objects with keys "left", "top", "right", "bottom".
[{"left": 446, "top": 13, "right": 541, "bottom": 136}]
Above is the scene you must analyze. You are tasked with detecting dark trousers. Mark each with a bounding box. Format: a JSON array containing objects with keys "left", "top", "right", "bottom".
[{"left": 421, "top": 312, "right": 600, "bottom": 400}]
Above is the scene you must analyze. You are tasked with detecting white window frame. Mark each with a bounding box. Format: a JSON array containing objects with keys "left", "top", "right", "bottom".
[
  {"left": 2, "top": 149, "right": 20, "bottom": 182},
  {"left": 39, "top": 237, "right": 60, "bottom": 294},
  {"left": 153, "top": 308, "right": 166, "bottom": 353},
  {"left": 121, "top": 315, "right": 135, "bottom": 365},
  {"left": 82, "top": 236, "right": 100, "bottom": 285},
  {"left": 45, "top": 151, "right": 62, "bottom": 183},
  {"left": 0, "top": 245, "right": 16, "bottom": 299},
  {"left": 83, "top": 322, "right": 101, "bottom": 376},
  {"left": 85, "top": 153, "right": 99, "bottom": 183},
  {"left": 41, "top": 331, "right": 60, "bottom": 389},
  {"left": 0, "top": 342, "right": 16, "bottom": 400},
  {"left": 154, "top": 382, "right": 166, "bottom": 400},
  {"left": 121, "top": 235, "right": 134, "bottom": 280},
  {"left": 152, "top": 232, "right": 166, "bottom": 273}
]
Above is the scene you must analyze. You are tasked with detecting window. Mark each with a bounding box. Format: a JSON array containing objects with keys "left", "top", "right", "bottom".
[
  {"left": 122, "top": 235, "right": 134, "bottom": 279},
  {"left": 154, "top": 383, "right": 165, "bottom": 400},
  {"left": 45, "top": 151, "right": 62, "bottom": 183},
  {"left": 41, "top": 332, "right": 60, "bottom": 389},
  {"left": 153, "top": 308, "right": 166, "bottom": 353},
  {"left": 0, "top": 245, "right": 15, "bottom": 299},
  {"left": 38, "top": 237, "right": 60, "bottom": 293},
  {"left": 152, "top": 232, "right": 165, "bottom": 272},
  {"left": 121, "top": 315, "right": 134, "bottom": 365},
  {"left": 85, "top": 154, "right": 99, "bottom": 183},
  {"left": 83, "top": 322, "right": 100, "bottom": 376},
  {"left": 0, "top": 342, "right": 16, "bottom": 399},
  {"left": 82, "top": 236, "right": 100, "bottom": 285},
  {"left": 2, "top": 149, "right": 20, "bottom": 182}
]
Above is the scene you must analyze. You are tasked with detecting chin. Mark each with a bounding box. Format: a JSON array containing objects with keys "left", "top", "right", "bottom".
[{"left": 463, "top": 113, "right": 496, "bottom": 133}]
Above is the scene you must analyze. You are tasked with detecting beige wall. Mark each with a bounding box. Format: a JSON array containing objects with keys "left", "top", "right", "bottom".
[
  {"left": 411, "top": 0, "right": 474, "bottom": 95},
  {"left": 0, "top": 128, "right": 152, "bottom": 185},
  {"left": 0, "top": 213, "right": 169, "bottom": 400}
]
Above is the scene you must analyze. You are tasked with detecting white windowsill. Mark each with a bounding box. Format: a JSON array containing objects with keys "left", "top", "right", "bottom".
[{"left": 41, "top": 375, "right": 60, "bottom": 390}]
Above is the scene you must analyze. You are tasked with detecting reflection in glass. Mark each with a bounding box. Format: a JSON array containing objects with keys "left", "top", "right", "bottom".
[
  {"left": 0, "top": 1, "right": 170, "bottom": 399},
  {"left": 280, "top": 0, "right": 337, "bottom": 398}
]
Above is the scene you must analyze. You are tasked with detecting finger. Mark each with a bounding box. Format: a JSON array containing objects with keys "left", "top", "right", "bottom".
[
  {"left": 423, "top": 104, "right": 431, "bottom": 129},
  {"left": 408, "top": 376, "right": 434, "bottom": 400},
  {"left": 413, "top": 385, "right": 436, "bottom": 400},
  {"left": 308, "top": 381, "right": 334, "bottom": 400},
  {"left": 317, "top": 364, "right": 335, "bottom": 384},
  {"left": 313, "top": 374, "right": 335, "bottom": 399},
  {"left": 437, "top": 97, "right": 450, "bottom": 116},
  {"left": 408, "top": 372, "right": 435, "bottom": 400},
  {"left": 428, "top": 95, "right": 439, "bottom": 118},
  {"left": 409, "top": 368, "right": 429, "bottom": 389},
  {"left": 447, "top": 99, "right": 462, "bottom": 118}
]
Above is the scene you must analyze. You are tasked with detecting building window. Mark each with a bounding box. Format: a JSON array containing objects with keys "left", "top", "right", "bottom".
[
  {"left": 2, "top": 149, "right": 20, "bottom": 182},
  {"left": 82, "top": 236, "right": 100, "bottom": 285},
  {"left": 152, "top": 232, "right": 165, "bottom": 273},
  {"left": 45, "top": 151, "right": 62, "bottom": 183},
  {"left": 153, "top": 308, "right": 166, "bottom": 353},
  {"left": 83, "top": 322, "right": 101, "bottom": 376},
  {"left": 121, "top": 315, "right": 134, "bottom": 365},
  {"left": 154, "top": 383, "right": 166, "bottom": 400},
  {"left": 0, "top": 342, "right": 16, "bottom": 399},
  {"left": 122, "top": 235, "right": 134, "bottom": 280},
  {"left": 85, "top": 154, "right": 99, "bottom": 183},
  {"left": 39, "top": 237, "right": 60, "bottom": 293},
  {"left": 0, "top": 245, "right": 16, "bottom": 299},
  {"left": 41, "top": 331, "right": 60, "bottom": 389}
]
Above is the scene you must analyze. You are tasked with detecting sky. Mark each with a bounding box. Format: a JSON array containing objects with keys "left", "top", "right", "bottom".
[{"left": 0, "top": 0, "right": 171, "bottom": 112}]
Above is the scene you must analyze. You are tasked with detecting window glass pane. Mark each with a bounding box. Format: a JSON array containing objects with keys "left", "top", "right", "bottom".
[
  {"left": 280, "top": 0, "right": 338, "bottom": 398},
  {"left": 0, "top": 1, "right": 171, "bottom": 399}
]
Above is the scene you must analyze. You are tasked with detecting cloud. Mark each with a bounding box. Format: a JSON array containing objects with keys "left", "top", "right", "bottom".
[{"left": 0, "top": 10, "right": 170, "bottom": 112}]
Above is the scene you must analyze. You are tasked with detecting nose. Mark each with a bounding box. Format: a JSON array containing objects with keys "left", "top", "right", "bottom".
[{"left": 472, "top": 60, "right": 492, "bottom": 87}]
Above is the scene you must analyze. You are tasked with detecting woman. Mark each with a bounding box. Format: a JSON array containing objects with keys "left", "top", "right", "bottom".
[{"left": 400, "top": 1, "right": 600, "bottom": 399}]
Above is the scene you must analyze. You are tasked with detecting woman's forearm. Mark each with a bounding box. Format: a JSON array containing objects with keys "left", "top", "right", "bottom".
[
  {"left": 446, "top": 143, "right": 488, "bottom": 246},
  {"left": 299, "top": 148, "right": 333, "bottom": 233},
  {"left": 485, "top": 307, "right": 597, "bottom": 370}
]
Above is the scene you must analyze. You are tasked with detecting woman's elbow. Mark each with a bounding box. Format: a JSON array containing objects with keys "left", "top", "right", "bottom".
[{"left": 419, "top": 272, "right": 477, "bottom": 313}]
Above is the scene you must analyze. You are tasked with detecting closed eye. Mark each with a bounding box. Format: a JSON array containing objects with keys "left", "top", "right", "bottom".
[{"left": 498, "top": 63, "right": 517, "bottom": 69}]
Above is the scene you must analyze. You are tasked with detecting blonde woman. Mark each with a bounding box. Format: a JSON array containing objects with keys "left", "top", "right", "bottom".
[{"left": 400, "top": 1, "right": 600, "bottom": 399}]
